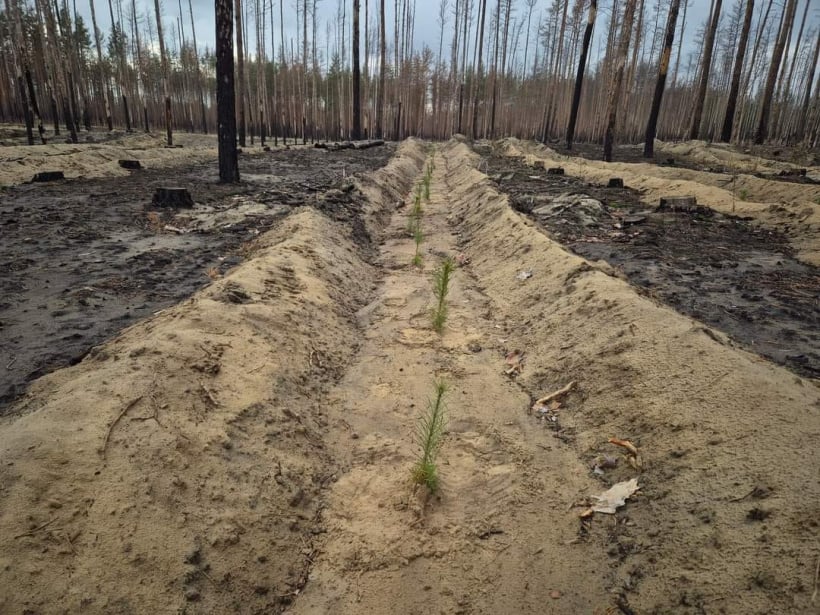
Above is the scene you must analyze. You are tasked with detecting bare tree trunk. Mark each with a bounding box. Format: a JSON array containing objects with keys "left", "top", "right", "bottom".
[
  {"left": 644, "top": 0, "right": 681, "bottom": 156},
  {"left": 567, "top": 0, "right": 597, "bottom": 150},
  {"left": 153, "top": 0, "right": 173, "bottom": 145},
  {"left": 755, "top": 0, "right": 797, "bottom": 143},
  {"left": 471, "top": 0, "right": 487, "bottom": 139},
  {"left": 689, "top": 0, "right": 722, "bottom": 140},
  {"left": 189, "top": 0, "right": 208, "bottom": 133},
  {"left": 376, "top": 0, "right": 386, "bottom": 137},
  {"left": 235, "top": 0, "right": 247, "bottom": 146},
  {"left": 720, "top": 0, "right": 753, "bottom": 142},
  {"left": 603, "top": 0, "right": 638, "bottom": 162},
  {"left": 216, "top": 0, "right": 239, "bottom": 181},
  {"left": 352, "top": 0, "right": 362, "bottom": 138},
  {"left": 89, "top": 0, "right": 113, "bottom": 130},
  {"left": 797, "top": 32, "right": 820, "bottom": 141}
]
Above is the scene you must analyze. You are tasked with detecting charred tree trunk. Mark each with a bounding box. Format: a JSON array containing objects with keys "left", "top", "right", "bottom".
[
  {"left": 566, "top": 0, "right": 597, "bottom": 150},
  {"left": 216, "top": 0, "right": 239, "bottom": 181},
  {"left": 471, "top": 0, "right": 487, "bottom": 139},
  {"left": 797, "top": 33, "right": 820, "bottom": 141},
  {"left": 755, "top": 0, "right": 797, "bottom": 143},
  {"left": 720, "top": 0, "right": 753, "bottom": 142},
  {"left": 376, "top": 0, "right": 386, "bottom": 137},
  {"left": 644, "top": 0, "right": 681, "bottom": 157},
  {"left": 235, "top": 0, "right": 247, "bottom": 146},
  {"left": 689, "top": 0, "right": 722, "bottom": 140},
  {"left": 352, "top": 0, "right": 362, "bottom": 139},
  {"left": 603, "top": 0, "right": 638, "bottom": 162},
  {"left": 154, "top": 0, "right": 173, "bottom": 145}
]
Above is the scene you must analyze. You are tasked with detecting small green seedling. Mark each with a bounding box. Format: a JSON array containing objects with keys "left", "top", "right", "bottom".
[
  {"left": 412, "top": 222, "right": 423, "bottom": 267},
  {"left": 431, "top": 257, "right": 455, "bottom": 333},
  {"left": 738, "top": 188, "right": 748, "bottom": 201},
  {"left": 412, "top": 378, "right": 448, "bottom": 492}
]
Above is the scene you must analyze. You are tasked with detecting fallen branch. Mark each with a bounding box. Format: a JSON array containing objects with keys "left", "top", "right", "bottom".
[
  {"left": 101, "top": 396, "right": 144, "bottom": 458},
  {"left": 608, "top": 437, "right": 644, "bottom": 470},
  {"left": 199, "top": 382, "right": 219, "bottom": 406},
  {"left": 533, "top": 381, "right": 577, "bottom": 408},
  {"left": 14, "top": 517, "right": 59, "bottom": 539}
]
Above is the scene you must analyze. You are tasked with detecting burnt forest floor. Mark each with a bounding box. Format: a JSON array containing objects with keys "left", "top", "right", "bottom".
[
  {"left": 475, "top": 144, "right": 820, "bottom": 379},
  {"left": 551, "top": 141, "right": 820, "bottom": 184},
  {"left": 0, "top": 144, "right": 396, "bottom": 412}
]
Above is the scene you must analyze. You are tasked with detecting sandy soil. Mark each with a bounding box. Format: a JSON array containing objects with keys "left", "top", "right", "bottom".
[
  {"left": 0, "top": 129, "right": 306, "bottom": 188},
  {"left": 504, "top": 139, "right": 820, "bottom": 265},
  {"left": 478, "top": 146, "right": 819, "bottom": 379},
  {"left": 1, "top": 137, "right": 818, "bottom": 614},
  {"left": 0, "top": 143, "right": 396, "bottom": 409}
]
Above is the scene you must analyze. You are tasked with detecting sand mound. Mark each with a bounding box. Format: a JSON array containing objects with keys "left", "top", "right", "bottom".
[
  {"left": 440, "top": 139, "right": 820, "bottom": 613},
  {"left": 500, "top": 138, "right": 820, "bottom": 265},
  {"left": 0, "top": 141, "right": 424, "bottom": 613}
]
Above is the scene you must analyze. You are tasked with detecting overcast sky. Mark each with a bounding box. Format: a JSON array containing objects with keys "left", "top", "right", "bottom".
[{"left": 75, "top": 0, "right": 819, "bottom": 73}]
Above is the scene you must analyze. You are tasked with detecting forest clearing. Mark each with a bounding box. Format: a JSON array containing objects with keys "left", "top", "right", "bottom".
[
  {"left": 2, "top": 0, "right": 820, "bottom": 610},
  {"left": 0, "top": 132, "right": 818, "bottom": 614}
]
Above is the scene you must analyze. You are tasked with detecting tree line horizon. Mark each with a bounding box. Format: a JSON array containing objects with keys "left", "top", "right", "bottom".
[{"left": 2, "top": 0, "right": 818, "bottom": 163}]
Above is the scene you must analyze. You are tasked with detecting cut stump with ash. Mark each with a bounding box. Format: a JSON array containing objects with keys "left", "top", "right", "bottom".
[
  {"left": 152, "top": 187, "right": 194, "bottom": 208},
  {"left": 32, "top": 171, "right": 65, "bottom": 182}
]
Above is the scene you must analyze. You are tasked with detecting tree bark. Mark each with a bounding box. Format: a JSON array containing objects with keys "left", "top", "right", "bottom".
[
  {"left": 566, "top": 0, "right": 597, "bottom": 150},
  {"left": 720, "top": 0, "right": 753, "bottom": 142},
  {"left": 352, "top": 0, "right": 362, "bottom": 139},
  {"left": 154, "top": 0, "right": 173, "bottom": 145},
  {"left": 755, "top": 0, "right": 797, "bottom": 143},
  {"left": 689, "top": 0, "right": 722, "bottom": 140},
  {"left": 235, "top": 0, "right": 247, "bottom": 146},
  {"left": 603, "top": 0, "right": 638, "bottom": 162},
  {"left": 644, "top": 0, "right": 681, "bottom": 157},
  {"left": 216, "top": 0, "right": 239, "bottom": 181},
  {"left": 376, "top": 0, "right": 386, "bottom": 137}
]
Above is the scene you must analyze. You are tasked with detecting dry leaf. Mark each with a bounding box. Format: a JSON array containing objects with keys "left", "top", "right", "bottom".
[
  {"left": 504, "top": 349, "right": 525, "bottom": 375},
  {"left": 590, "top": 478, "right": 639, "bottom": 514}
]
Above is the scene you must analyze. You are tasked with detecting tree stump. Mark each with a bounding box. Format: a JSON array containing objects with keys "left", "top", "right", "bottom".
[
  {"left": 547, "top": 167, "right": 565, "bottom": 175},
  {"left": 658, "top": 196, "right": 698, "bottom": 212},
  {"left": 32, "top": 171, "right": 65, "bottom": 182},
  {"left": 152, "top": 187, "right": 194, "bottom": 208},
  {"left": 607, "top": 178, "right": 624, "bottom": 188},
  {"left": 118, "top": 159, "right": 142, "bottom": 170}
]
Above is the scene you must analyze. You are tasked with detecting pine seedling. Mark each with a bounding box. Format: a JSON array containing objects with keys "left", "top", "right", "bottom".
[
  {"left": 431, "top": 257, "right": 455, "bottom": 333},
  {"left": 412, "top": 378, "right": 448, "bottom": 492},
  {"left": 412, "top": 220, "right": 423, "bottom": 267},
  {"left": 423, "top": 172, "right": 431, "bottom": 201}
]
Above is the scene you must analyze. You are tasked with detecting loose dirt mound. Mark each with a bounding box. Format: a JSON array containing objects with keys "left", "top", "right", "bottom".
[
  {"left": 0, "top": 142, "right": 424, "bottom": 613},
  {"left": 441, "top": 140, "right": 820, "bottom": 613},
  {"left": 502, "top": 139, "right": 820, "bottom": 265},
  {"left": 0, "top": 142, "right": 396, "bottom": 410}
]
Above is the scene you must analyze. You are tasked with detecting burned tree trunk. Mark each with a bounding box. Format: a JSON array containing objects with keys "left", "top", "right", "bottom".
[
  {"left": 689, "top": 0, "right": 722, "bottom": 140},
  {"left": 603, "top": 0, "right": 638, "bottom": 162},
  {"left": 644, "top": 0, "right": 681, "bottom": 157},
  {"left": 235, "top": 0, "right": 247, "bottom": 146},
  {"left": 154, "top": 0, "right": 173, "bottom": 145},
  {"left": 376, "top": 0, "right": 386, "bottom": 138},
  {"left": 216, "top": 0, "right": 239, "bottom": 182},
  {"left": 352, "top": 0, "right": 362, "bottom": 139},
  {"left": 755, "top": 0, "right": 797, "bottom": 143},
  {"left": 720, "top": 0, "right": 754, "bottom": 142},
  {"left": 566, "top": 0, "right": 597, "bottom": 150}
]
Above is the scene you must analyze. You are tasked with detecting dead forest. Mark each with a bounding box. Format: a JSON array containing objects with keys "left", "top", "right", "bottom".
[{"left": 1, "top": 0, "right": 819, "bottom": 150}]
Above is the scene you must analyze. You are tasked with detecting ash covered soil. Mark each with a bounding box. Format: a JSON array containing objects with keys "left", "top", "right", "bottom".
[
  {"left": 476, "top": 144, "right": 820, "bottom": 379},
  {"left": 0, "top": 143, "right": 396, "bottom": 410}
]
